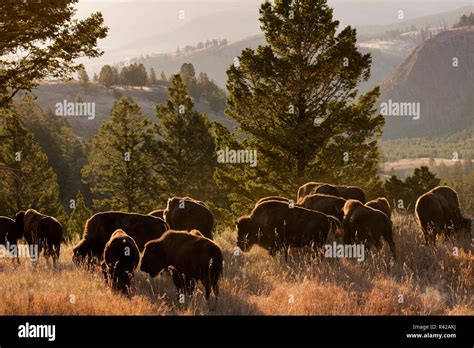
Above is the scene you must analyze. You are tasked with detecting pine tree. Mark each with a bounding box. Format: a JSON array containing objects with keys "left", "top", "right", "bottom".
[
  {"left": 92, "top": 73, "right": 98, "bottom": 83},
  {"left": 99, "top": 65, "right": 116, "bottom": 89},
  {"left": 180, "top": 63, "right": 199, "bottom": 98},
  {"left": 160, "top": 71, "right": 167, "bottom": 81},
  {"left": 82, "top": 98, "right": 156, "bottom": 212},
  {"left": 154, "top": 75, "right": 216, "bottom": 201},
  {"left": 0, "top": 107, "right": 64, "bottom": 219},
  {"left": 78, "top": 67, "right": 89, "bottom": 84},
  {"left": 149, "top": 68, "right": 157, "bottom": 86},
  {"left": 225, "top": 0, "right": 384, "bottom": 205},
  {"left": 66, "top": 191, "right": 92, "bottom": 242}
]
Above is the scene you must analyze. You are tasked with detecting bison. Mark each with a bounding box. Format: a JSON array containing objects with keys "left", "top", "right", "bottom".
[
  {"left": 342, "top": 200, "right": 396, "bottom": 258},
  {"left": 148, "top": 209, "right": 164, "bottom": 219},
  {"left": 297, "top": 182, "right": 366, "bottom": 203},
  {"left": 15, "top": 209, "right": 63, "bottom": 264},
  {"left": 337, "top": 185, "right": 366, "bottom": 203},
  {"left": 366, "top": 197, "right": 391, "bottom": 219},
  {"left": 415, "top": 186, "right": 471, "bottom": 245},
  {"left": 255, "top": 196, "right": 295, "bottom": 206},
  {"left": 299, "top": 194, "right": 346, "bottom": 222},
  {"left": 101, "top": 229, "right": 140, "bottom": 296},
  {"left": 0, "top": 216, "right": 15, "bottom": 246},
  {"left": 164, "top": 197, "right": 214, "bottom": 239},
  {"left": 73, "top": 211, "right": 168, "bottom": 266},
  {"left": 236, "top": 200, "right": 341, "bottom": 259},
  {"left": 140, "top": 230, "right": 223, "bottom": 300},
  {"left": 296, "top": 182, "right": 322, "bottom": 202}
]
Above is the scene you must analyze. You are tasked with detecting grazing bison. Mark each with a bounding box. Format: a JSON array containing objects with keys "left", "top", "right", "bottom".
[
  {"left": 73, "top": 211, "right": 169, "bottom": 266},
  {"left": 15, "top": 209, "right": 63, "bottom": 263},
  {"left": 296, "top": 182, "right": 322, "bottom": 202},
  {"left": 164, "top": 197, "right": 214, "bottom": 239},
  {"left": 148, "top": 209, "right": 164, "bottom": 219},
  {"left": 255, "top": 196, "right": 295, "bottom": 206},
  {"left": 297, "top": 182, "right": 366, "bottom": 203},
  {"left": 101, "top": 229, "right": 140, "bottom": 296},
  {"left": 299, "top": 194, "right": 346, "bottom": 222},
  {"left": 366, "top": 197, "right": 391, "bottom": 218},
  {"left": 236, "top": 200, "right": 341, "bottom": 259},
  {"left": 342, "top": 200, "right": 396, "bottom": 258},
  {"left": 415, "top": 186, "right": 471, "bottom": 245},
  {"left": 314, "top": 184, "right": 341, "bottom": 198},
  {"left": 337, "top": 186, "right": 366, "bottom": 203},
  {"left": 140, "top": 230, "right": 223, "bottom": 300},
  {"left": 0, "top": 216, "right": 15, "bottom": 245},
  {"left": 36, "top": 216, "right": 63, "bottom": 264}
]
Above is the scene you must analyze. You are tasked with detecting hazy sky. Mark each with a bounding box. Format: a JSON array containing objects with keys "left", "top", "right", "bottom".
[{"left": 75, "top": 0, "right": 472, "bottom": 72}]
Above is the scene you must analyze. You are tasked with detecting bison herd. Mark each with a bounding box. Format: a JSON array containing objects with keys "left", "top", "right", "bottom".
[{"left": 0, "top": 185, "right": 471, "bottom": 301}]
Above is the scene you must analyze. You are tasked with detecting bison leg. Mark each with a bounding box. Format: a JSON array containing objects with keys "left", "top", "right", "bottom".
[
  {"left": 185, "top": 277, "right": 196, "bottom": 295},
  {"left": 101, "top": 262, "right": 109, "bottom": 283},
  {"left": 168, "top": 266, "right": 186, "bottom": 296},
  {"left": 52, "top": 242, "right": 60, "bottom": 265}
]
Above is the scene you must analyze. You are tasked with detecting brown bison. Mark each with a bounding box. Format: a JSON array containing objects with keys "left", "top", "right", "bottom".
[
  {"left": 297, "top": 182, "right": 366, "bottom": 203},
  {"left": 314, "top": 184, "right": 341, "bottom": 197},
  {"left": 15, "top": 210, "right": 63, "bottom": 264},
  {"left": 237, "top": 200, "right": 341, "bottom": 259},
  {"left": 255, "top": 196, "right": 295, "bottom": 206},
  {"left": 101, "top": 229, "right": 140, "bottom": 296},
  {"left": 415, "top": 186, "right": 471, "bottom": 245},
  {"left": 299, "top": 194, "right": 346, "bottom": 222},
  {"left": 148, "top": 209, "right": 164, "bottom": 219},
  {"left": 337, "top": 185, "right": 366, "bottom": 203},
  {"left": 366, "top": 197, "right": 391, "bottom": 218},
  {"left": 296, "top": 182, "right": 322, "bottom": 202},
  {"left": 140, "top": 230, "right": 223, "bottom": 300},
  {"left": 342, "top": 200, "right": 396, "bottom": 258},
  {"left": 73, "top": 211, "right": 168, "bottom": 266},
  {"left": 164, "top": 197, "right": 214, "bottom": 239},
  {"left": 0, "top": 216, "right": 15, "bottom": 246}
]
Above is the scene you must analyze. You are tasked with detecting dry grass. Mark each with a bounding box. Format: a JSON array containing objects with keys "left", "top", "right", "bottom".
[{"left": 0, "top": 213, "right": 472, "bottom": 315}]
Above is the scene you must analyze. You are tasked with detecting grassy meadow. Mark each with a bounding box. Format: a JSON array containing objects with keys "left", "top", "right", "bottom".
[{"left": 0, "top": 213, "right": 472, "bottom": 316}]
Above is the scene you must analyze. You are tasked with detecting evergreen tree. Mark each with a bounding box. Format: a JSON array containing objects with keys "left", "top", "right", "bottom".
[
  {"left": 0, "top": 108, "right": 64, "bottom": 219},
  {"left": 0, "top": 0, "right": 107, "bottom": 107},
  {"left": 99, "top": 65, "right": 116, "bottom": 89},
  {"left": 92, "top": 73, "right": 99, "bottom": 83},
  {"left": 66, "top": 191, "right": 92, "bottom": 241},
  {"left": 225, "top": 0, "right": 383, "bottom": 206},
  {"left": 78, "top": 67, "right": 89, "bottom": 84},
  {"left": 154, "top": 75, "right": 216, "bottom": 201},
  {"left": 160, "top": 71, "right": 167, "bottom": 81},
  {"left": 149, "top": 68, "right": 157, "bottom": 85},
  {"left": 82, "top": 98, "right": 156, "bottom": 212},
  {"left": 180, "top": 63, "right": 199, "bottom": 98}
]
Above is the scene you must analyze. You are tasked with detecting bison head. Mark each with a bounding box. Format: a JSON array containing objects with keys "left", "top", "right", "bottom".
[
  {"left": 72, "top": 239, "right": 90, "bottom": 266},
  {"left": 140, "top": 240, "right": 166, "bottom": 277},
  {"left": 236, "top": 216, "right": 256, "bottom": 252}
]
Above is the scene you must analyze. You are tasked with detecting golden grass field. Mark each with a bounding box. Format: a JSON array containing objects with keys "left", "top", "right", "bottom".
[{"left": 0, "top": 213, "right": 472, "bottom": 315}]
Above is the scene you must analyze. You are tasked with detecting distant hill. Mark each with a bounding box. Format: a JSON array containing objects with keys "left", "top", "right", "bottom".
[
  {"left": 132, "top": 34, "right": 411, "bottom": 94},
  {"left": 381, "top": 127, "right": 474, "bottom": 161},
  {"left": 357, "top": 5, "right": 472, "bottom": 40},
  {"left": 379, "top": 26, "right": 474, "bottom": 139},
  {"left": 24, "top": 82, "right": 232, "bottom": 139}
]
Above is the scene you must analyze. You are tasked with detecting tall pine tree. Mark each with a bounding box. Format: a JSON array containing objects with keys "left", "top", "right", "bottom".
[
  {"left": 66, "top": 190, "right": 92, "bottom": 241},
  {"left": 154, "top": 74, "right": 216, "bottom": 201},
  {"left": 225, "top": 0, "right": 384, "bottom": 206},
  {"left": 82, "top": 98, "right": 155, "bottom": 212},
  {"left": 0, "top": 108, "right": 64, "bottom": 219}
]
